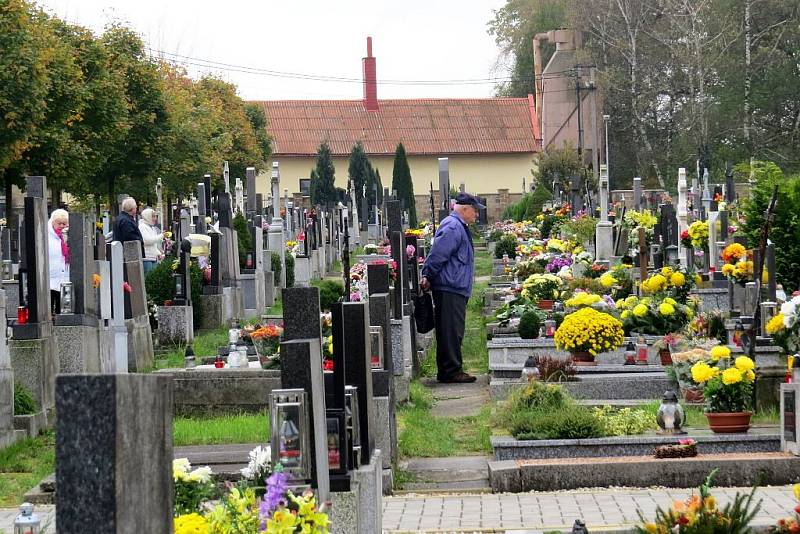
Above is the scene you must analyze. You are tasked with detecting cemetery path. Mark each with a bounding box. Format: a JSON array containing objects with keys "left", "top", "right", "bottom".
[
  {"left": 6, "top": 484, "right": 795, "bottom": 534},
  {"left": 423, "top": 374, "right": 490, "bottom": 418}
]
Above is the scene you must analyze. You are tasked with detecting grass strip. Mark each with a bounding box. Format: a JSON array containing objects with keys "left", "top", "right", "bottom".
[
  {"left": 173, "top": 412, "right": 270, "bottom": 446},
  {"left": 0, "top": 432, "right": 55, "bottom": 507}
]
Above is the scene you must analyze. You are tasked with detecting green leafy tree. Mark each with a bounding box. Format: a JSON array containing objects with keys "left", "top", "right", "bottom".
[
  {"left": 348, "top": 141, "right": 370, "bottom": 208},
  {"left": 391, "top": 143, "right": 417, "bottom": 227},
  {"left": 233, "top": 211, "right": 253, "bottom": 270},
  {"left": 244, "top": 102, "right": 272, "bottom": 165},
  {"left": 312, "top": 142, "right": 336, "bottom": 206},
  {"left": 0, "top": 0, "right": 52, "bottom": 178}
]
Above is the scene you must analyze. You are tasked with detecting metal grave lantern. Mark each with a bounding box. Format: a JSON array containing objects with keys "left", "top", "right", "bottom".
[
  {"left": 656, "top": 390, "right": 686, "bottom": 434},
  {"left": 521, "top": 355, "right": 540, "bottom": 383},
  {"left": 344, "top": 385, "right": 361, "bottom": 468},
  {"left": 369, "top": 326, "right": 384, "bottom": 370},
  {"left": 59, "top": 281, "right": 73, "bottom": 315},
  {"left": 325, "top": 409, "right": 348, "bottom": 475},
  {"left": 173, "top": 272, "right": 184, "bottom": 302},
  {"left": 1, "top": 260, "right": 12, "bottom": 281},
  {"left": 270, "top": 389, "right": 311, "bottom": 481},
  {"left": 665, "top": 244, "right": 679, "bottom": 266},
  {"left": 14, "top": 503, "right": 40, "bottom": 534}
]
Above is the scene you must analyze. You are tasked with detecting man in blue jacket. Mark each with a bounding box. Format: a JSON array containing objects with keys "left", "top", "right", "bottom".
[{"left": 420, "top": 192, "right": 483, "bottom": 383}]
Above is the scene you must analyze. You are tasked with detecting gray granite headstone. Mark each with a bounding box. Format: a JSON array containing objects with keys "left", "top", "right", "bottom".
[
  {"left": 68, "top": 213, "right": 97, "bottom": 318},
  {"left": 20, "top": 185, "right": 51, "bottom": 332},
  {"left": 246, "top": 167, "right": 257, "bottom": 214},
  {"left": 122, "top": 241, "right": 147, "bottom": 318},
  {"left": 26, "top": 175, "right": 46, "bottom": 199},
  {"left": 55, "top": 374, "right": 173, "bottom": 533}
]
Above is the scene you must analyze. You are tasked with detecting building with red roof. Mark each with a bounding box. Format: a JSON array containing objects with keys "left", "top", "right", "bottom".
[{"left": 250, "top": 38, "right": 542, "bottom": 221}]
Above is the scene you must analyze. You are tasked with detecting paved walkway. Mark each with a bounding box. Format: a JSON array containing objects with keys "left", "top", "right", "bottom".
[{"left": 5, "top": 485, "right": 793, "bottom": 533}]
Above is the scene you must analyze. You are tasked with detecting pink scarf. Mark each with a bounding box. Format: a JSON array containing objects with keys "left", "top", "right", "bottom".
[{"left": 55, "top": 227, "right": 69, "bottom": 264}]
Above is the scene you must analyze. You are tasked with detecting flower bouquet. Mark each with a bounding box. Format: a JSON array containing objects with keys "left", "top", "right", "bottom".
[
  {"left": 554, "top": 307, "right": 625, "bottom": 365},
  {"left": 617, "top": 294, "right": 694, "bottom": 336},
  {"left": 239, "top": 445, "right": 272, "bottom": 491},
  {"left": 520, "top": 273, "right": 564, "bottom": 308},
  {"left": 770, "top": 484, "right": 800, "bottom": 533},
  {"left": 251, "top": 324, "right": 283, "bottom": 369},
  {"left": 173, "top": 458, "right": 214, "bottom": 516},
  {"left": 766, "top": 294, "right": 800, "bottom": 355}
]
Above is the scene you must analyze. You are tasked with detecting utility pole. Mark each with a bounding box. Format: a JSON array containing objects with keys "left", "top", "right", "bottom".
[
  {"left": 589, "top": 66, "right": 599, "bottom": 191},
  {"left": 574, "top": 65, "right": 584, "bottom": 160}
]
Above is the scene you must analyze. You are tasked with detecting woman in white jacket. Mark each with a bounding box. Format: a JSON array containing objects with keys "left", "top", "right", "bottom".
[
  {"left": 48, "top": 209, "right": 70, "bottom": 315},
  {"left": 138, "top": 208, "right": 164, "bottom": 274}
]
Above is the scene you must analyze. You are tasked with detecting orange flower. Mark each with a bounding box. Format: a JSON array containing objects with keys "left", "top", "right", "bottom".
[{"left": 92, "top": 273, "right": 101, "bottom": 289}]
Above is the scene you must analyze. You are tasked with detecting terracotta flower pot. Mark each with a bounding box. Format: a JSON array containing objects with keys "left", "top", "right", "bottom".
[
  {"left": 537, "top": 299, "right": 554, "bottom": 311},
  {"left": 681, "top": 387, "right": 704, "bottom": 404},
  {"left": 659, "top": 349, "right": 673, "bottom": 366},
  {"left": 706, "top": 412, "right": 752, "bottom": 433},
  {"left": 571, "top": 351, "right": 597, "bottom": 366}
]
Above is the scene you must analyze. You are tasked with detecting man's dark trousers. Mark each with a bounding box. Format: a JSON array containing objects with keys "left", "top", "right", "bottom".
[{"left": 433, "top": 289, "right": 468, "bottom": 380}]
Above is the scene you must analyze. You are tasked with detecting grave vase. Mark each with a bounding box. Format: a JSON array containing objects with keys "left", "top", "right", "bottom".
[
  {"left": 570, "top": 351, "right": 596, "bottom": 366},
  {"left": 705, "top": 411, "right": 751, "bottom": 433}
]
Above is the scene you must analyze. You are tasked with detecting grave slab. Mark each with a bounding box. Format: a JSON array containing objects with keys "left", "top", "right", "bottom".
[{"left": 156, "top": 305, "right": 194, "bottom": 346}]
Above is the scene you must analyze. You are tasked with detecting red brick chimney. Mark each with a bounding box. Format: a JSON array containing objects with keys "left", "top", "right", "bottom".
[{"left": 362, "top": 37, "right": 378, "bottom": 112}]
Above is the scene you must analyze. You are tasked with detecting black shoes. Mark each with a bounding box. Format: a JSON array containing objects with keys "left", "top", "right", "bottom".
[{"left": 438, "top": 372, "right": 478, "bottom": 384}]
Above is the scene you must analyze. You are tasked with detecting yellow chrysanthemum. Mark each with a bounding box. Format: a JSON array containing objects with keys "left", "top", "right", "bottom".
[
  {"left": 633, "top": 303, "right": 649, "bottom": 317},
  {"left": 691, "top": 361, "right": 716, "bottom": 383},
  {"left": 793, "top": 483, "right": 800, "bottom": 501},
  {"left": 745, "top": 369, "right": 755, "bottom": 382},
  {"left": 659, "top": 302, "right": 675, "bottom": 316},
  {"left": 661, "top": 266, "right": 674, "bottom": 277},
  {"left": 621, "top": 310, "right": 630, "bottom": 319},
  {"left": 664, "top": 297, "right": 677, "bottom": 306},
  {"left": 670, "top": 272, "right": 685, "bottom": 287},
  {"left": 694, "top": 274, "right": 702, "bottom": 285},
  {"left": 721, "top": 264, "right": 736, "bottom": 277},
  {"left": 709, "top": 345, "right": 731, "bottom": 361},
  {"left": 722, "top": 367, "right": 743, "bottom": 385},
  {"left": 175, "top": 513, "right": 210, "bottom": 534},
  {"left": 599, "top": 272, "right": 616, "bottom": 288},
  {"left": 766, "top": 313, "right": 786, "bottom": 334},
  {"left": 735, "top": 356, "right": 755, "bottom": 372}
]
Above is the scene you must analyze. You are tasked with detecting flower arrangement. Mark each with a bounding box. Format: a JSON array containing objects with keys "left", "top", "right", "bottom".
[
  {"left": 721, "top": 258, "right": 754, "bottom": 285},
  {"left": 239, "top": 445, "right": 272, "bottom": 485},
  {"left": 771, "top": 484, "right": 800, "bottom": 533},
  {"left": 765, "top": 294, "right": 800, "bottom": 354},
  {"left": 641, "top": 266, "right": 698, "bottom": 302},
  {"left": 363, "top": 243, "right": 379, "bottom": 255},
  {"left": 564, "top": 292, "right": 603, "bottom": 309},
  {"left": 251, "top": 324, "right": 283, "bottom": 368},
  {"left": 691, "top": 352, "right": 755, "bottom": 413},
  {"left": 721, "top": 243, "right": 747, "bottom": 263},
  {"left": 173, "top": 458, "right": 215, "bottom": 516},
  {"left": 174, "top": 513, "right": 210, "bottom": 534},
  {"left": 206, "top": 486, "right": 262, "bottom": 532},
  {"left": 623, "top": 209, "right": 658, "bottom": 249},
  {"left": 617, "top": 294, "right": 694, "bottom": 336},
  {"left": 686, "top": 221, "right": 709, "bottom": 249},
  {"left": 520, "top": 273, "right": 563, "bottom": 302},
  {"left": 554, "top": 307, "right": 625, "bottom": 357},
  {"left": 637, "top": 471, "right": 759, "bottom": 533}
]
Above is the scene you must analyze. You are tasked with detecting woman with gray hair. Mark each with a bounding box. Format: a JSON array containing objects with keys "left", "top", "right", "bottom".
[
  {"left": 138, "top": 208, "right": 164, "bottom": 274},
  {"left": 48, "top": 208, "right": 70, "bottom": 315}
]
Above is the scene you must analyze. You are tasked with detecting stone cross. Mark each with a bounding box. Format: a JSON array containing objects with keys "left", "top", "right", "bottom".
[
  {"left": 595, "top": 165, "right": 613, "bottom": 262},
  {"left": 223, "top": 160, "right": 230, "bottom": 194},
  {"left": 268, "top": 162, "right": 285, "bottom": 288}
]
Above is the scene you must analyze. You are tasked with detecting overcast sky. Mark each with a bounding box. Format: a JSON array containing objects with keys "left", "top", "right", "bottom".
[{"left": 37, "top": 0, "right": 510, "bottom": 101}]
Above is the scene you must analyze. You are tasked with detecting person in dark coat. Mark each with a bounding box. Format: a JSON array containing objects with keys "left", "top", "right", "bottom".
[
  {"left": 420, "top": 192, "right": 483, "bottom": 383},
  {"left": 113, "top": 197, "right": 144, "bottom": 254}
]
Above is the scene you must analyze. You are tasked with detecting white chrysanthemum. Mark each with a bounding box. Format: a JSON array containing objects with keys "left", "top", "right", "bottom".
[
  {"left": 188, "top": 466, "right": 212, "bottom": 483},
  {"left": 173, "top": 458, "right": 191, "bottom": 473}
]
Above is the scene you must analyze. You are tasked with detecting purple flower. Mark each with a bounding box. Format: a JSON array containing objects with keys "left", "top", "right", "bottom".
[
  {"left": 406, "top": 244, "right": 416, "bottom": 259},
  {"left": 545, "top": 255, "right": 573, "bottom": 273},
  {"left": 260, "top": 470, "right": 289, "bottom": 516},
  {"left": 350, "top": 292, "right": 362, "bottom": 302}
]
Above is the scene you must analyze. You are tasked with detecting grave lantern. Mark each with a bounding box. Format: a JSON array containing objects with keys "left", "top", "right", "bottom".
[
  {"left": 270, "top": 389, "right": 311, "bottom": 481},
  {"left": 1, "top": 260, "right": 12, "bottom": 281},
  {"left": 792, "top": 358, "right": 800, "bottom": 385},
  {"left": 733, "top": 320, "right": 745, "bottom": 347},
  {"left": 369, "top": 326, "right": 383, "bottom": 369},
  {"left": 14, "top": 502, "right": 40, "bottom": 534},
  {"left": 521, "top": 355, "right": 540, "bottom": 383},
  {"left": 665, "top": 244, "right": 679, "bottom": 266},
  {"left": 184, "top": 345, "right": 196, "bottom": 369},
  {"left": 344, "top": 385, "right": 361, "bottom": 468},
  {"left": 636, "top": 334, "right": 648, "bottom": 365},
  {"left": 624, "top": 341, "right": 636, "bottom": 365},
  {"left": 325, "top": 410, "right": 348, "bottom": 475},
  {"left": 761, "top": 302, "right": 777, "bottom": 338},
  {"left": 656, "top": 391, "right": 686, "bottom": 434},
  {"left": 173, "top": 273, "right": 184, "bottom": 302},
  {"left": 59, "top": 281, "right": 73, "bottom": 315},
  {"left": 544, "top": 319, "right": 556, "bottom": 338}
]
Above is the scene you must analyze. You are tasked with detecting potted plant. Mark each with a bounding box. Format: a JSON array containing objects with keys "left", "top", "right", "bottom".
[
  {"left": 521, "top": 273, "right": 563, "bottom": 310},
  {"left": 670, "top": 347, "right": 710, "bottom": 403},
  {"left": 691, "top": 347, "right": 756, "bottom": 433},
  {"left": 554, "top": 307, "right": 625, "bottom": 366},
  {"left": 653, "top": 333, "right": 684, "bottom": 366}
]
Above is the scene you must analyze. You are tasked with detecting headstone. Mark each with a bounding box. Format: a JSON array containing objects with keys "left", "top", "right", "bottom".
[
  {"left": 725, "top": 161, "right": 735, "bottom": 203},
  {"left": 110, "top": 242, "right": 128, "bottom": 373},
  {"left": 707, "top": 210, "right": 719, "bottom": 270},
  {"left": 279, "top": 287, "right": 330, "bottom": 502},
  {"left": 55, "top": 374, "right": 173, "bottom": 532},
  {"left": 0, "top": 290, "right": 16, "bottom": 448},
  {"left": 677, "top": 168, "right": 689, "bottom": 268},
  {"left": 235, "top": 177, "right": 244, "bottom": 214},
  {"left": 246, "top": 166, "right": 257, "bottom": 215},
  {"left": 438, "top": 158, "right": 450, "bottom": 222},
  {"left": 196, "top": 183, "right": 207, "bottom": 235},
  {"left": 633, "top": 177, "right": 642, "bottom": 211},
  {"left": 595, "top": 165, "right": 613, "bottom": 261},
  {"left": 223, "top": 160, "right": 230, "bottom": 193},
  {"left": 342, "top": 301, "right": 375, "bottom": 466},
  {"left": 268, "top": 163, "right": 286, "bottom": 288},
  {"left": 203, "top": 174, "right": 212, "bottom": 216},
  {"left": 218, "top": 192, "right": 233, "bottom": 229}
]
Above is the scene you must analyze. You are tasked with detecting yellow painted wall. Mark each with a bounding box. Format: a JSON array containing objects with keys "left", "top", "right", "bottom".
[{"left": 256, "top": 153, "right": 535, "bottom": 198}]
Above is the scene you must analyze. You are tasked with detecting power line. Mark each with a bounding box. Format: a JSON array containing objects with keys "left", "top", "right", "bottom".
[{"left": 147, "top": 48, "right": 576, "bottom": 86}]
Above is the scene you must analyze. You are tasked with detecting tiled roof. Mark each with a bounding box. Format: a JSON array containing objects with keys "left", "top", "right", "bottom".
[{"left": 251, "top": 97, "right": 540, "bottom": 157}]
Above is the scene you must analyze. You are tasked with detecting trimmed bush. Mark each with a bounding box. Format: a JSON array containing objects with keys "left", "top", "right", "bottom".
[
  {"left": 285, "top": 254, "right": 295, "bottom": 288},
  {"left": 518, "top": 310, "right": 542, "bottom": 339},
  {"left": 270, "top": 252, "right": 282, "bottom": 284},
  {"left": 511, "top": 406, "right": 605, "bottom": 440},
  {"left": 145, "top": 258, "right": 204, "bottom": 328},
  {"left": 494, "top": 233, "right": 518, "bottom": 259},
  {"left": 233, "top": 212, "right": 253, "bottom": 270},
  {"left": 317, "top": 279, "right": 344, "bottom": 311}
]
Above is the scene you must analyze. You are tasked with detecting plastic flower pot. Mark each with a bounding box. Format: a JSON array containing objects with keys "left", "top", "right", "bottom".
[{"left": 705, "top": 412, "right": 752, "bottom": 433}]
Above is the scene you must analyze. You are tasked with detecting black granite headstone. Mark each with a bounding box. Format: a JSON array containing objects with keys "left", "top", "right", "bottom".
[
  {"left": 785, "top": 389, "right": 796, "bottom": 444},
  {"left": 282, "top": 287, "right": 322, "bottom": 341},
  {"left": 341, "top": 301, "right": 375, "bottom": 465},
  {"left": 218, "top": 193, "right": 233, "bottom": 229}
]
